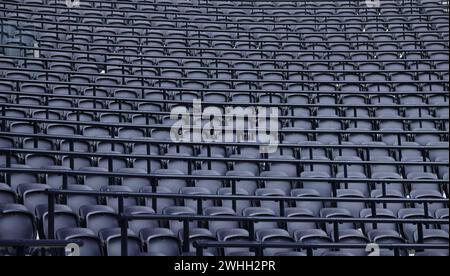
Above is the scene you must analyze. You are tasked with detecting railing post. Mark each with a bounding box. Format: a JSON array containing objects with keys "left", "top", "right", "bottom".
[
  {"left": 248, "top": 220, "right": 255, "bottom": 241},
  {"left": 1, "top": 105, "right": 6, "bottom": 131},
  {"left": 423, "top": 202, "right": 429, "bottom": 220},
  {"left": 196, "top": 198, "right": 203, "bottom": 227},
  {"left": 151, "top": 176, "right": 158, "bottom": 212},
  {"left": 5, "top": 149, "right": 11, "bottom": 168},
  {"left": 182, "top": 219, "right": 191, "bottom": 253},
  {"left": 62, "top": 173, "right": 68, "bottom": 190},
  {"left": 119, "top": 196, "right": 128, "bottom": 257},
  {"left": 195, "top": 242, "right": 204, "bottom": 257},
  {"left": 118, "top": 196, "right": 125, "bottom": 217},
  {"left": 120, "top": 212, "right": 129, "bottom": 257},
  {"left": 306, "top": 247, "right": 313, "bottom": 257},
  {"left": 16, "top": 246, "right": 26, "bottom": 257},
  {"left": 48, "top": 191, "right": 55, "bottom": 240},
  {"left": 197, "top": 198, "right": 203, "bottom": 216},
  {"left": 279, "top": 200, "right": 285, "bottom": 217},
  {"left": 255, "top": 243, "right": 263, "bottom": 257},
  {"left": 231, "top": 180, "right": 237, "bottom": 212},
  {"left": 371, "top": 201, "right": 378, "bottom": 230},
  {"left": 417, "top": 223, "right": 424, "bottom": 244},
  {"left": 333, "top": 221, "right": 339, "bottom": 242}
]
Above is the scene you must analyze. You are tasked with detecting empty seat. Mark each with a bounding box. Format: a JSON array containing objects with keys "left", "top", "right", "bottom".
[
  {"left": 229, "top": 155, "right": 260, "bottom": 175},
  {"left": 162, "top": 206, "right": 196, "bottom": 235},
  {"left": 179, "top": 228, "right": 217, "bottom": 256},
  {"left": 226, "top": 171, "right": 258, "bottom": 195},
  {"left": 336, "top": 189, "right": 366, "bottom": 218},
  {"left": 361, "top": 208, "right": 398, "bottom": 234},
  {"left": 180, "top": 187, "right": 214, "bottom": 213},
  {"left": 255, "top": 188, "right": 287, "bottom": 215},
  {"left": 242, "top": 207, "right": 278, "bottom": 232},
  {"left": 335, "top": 229, "right": 369, "bottom": 256},
  {"left": 118, "top": 168, "right": 151, "bottom": 192},
  {"left": 0, "top": 0, "right": 448, "bottom": 257},
  {"left": 100, "top": 186, "right": 137, "bottom": 212},
  {"left": 56, "top": 228, "right": 102, "bottom": 256},
  {"left": 204, "top": 207, "right": 238, "bottom": 235},
  {"left": 336, "top": 172, "right": 370, "bottom": 198},
  {"left": 335, "top": 156, "right": 365, "bottom": 175},
  {"left": 371, "top": 189, "right": 406, "bottom": 215},
  {"left": 35, "top": 204, "right": 78, "bottom": 239},
  {"left": 218, "top": 188, "right": 251, "bottom": 215},
  {"left": 300, "top": 172, "right": 333, "bottom": 198},
  {"left": 414, "top": 229, "right": 449, "bottom": 256},
  {"left": 267, "top": 156, "right": 298, "bottom": 177},
  {"left": 154, "top": 169, "right": 186, "bottom": 193},
  {"left": 291, "top": 189, "right": 323, "bottom": 217},
  {"left": 99, "top": 228, "right": 141, "bottom": 256},
  {"left": 80, "top": 205, "right": 119, "bottom": 235},
  {"left": 17, "top": 183, "right": 51, "bottom": 213},
  {"left": 140, "top": 228, "right": 180, "bottom": 256},
  {"left": 0, "top": 203, "right": 35, "bottom": 240},
  {"left": 0, "top": 183, "right": 15, "bottom": 204},
  {"left": 217, "top": 228, "right": 251, "bottom": 256},
  {"left": 79, "top": 167, "right": 109, "bottom": 191},
  {"left": 435, "top": 209, "right": 449, "bottom": 233},
  {"left": 410, "top": 190, "right": 446, "bottom": 215},
  {"left": 398, "top": 208, "right": 433, "bottom": 242},
  {"left": 368, "top": 230, "right": 407, "bottom": 256},
  {"left": 44, "top": 166, "right": 76, "bottom": 189},
  {"left": 408, "top": 172, "right": 441, "bottom": 192},
  {"left": 4, "top": 165, "right": 38, "bottom": 192},
  {"left": 372, "top": 172, "right": 405, "bottom": 194},
  {"left": 192, "top": 170, "right": 223, "bottom": 194},
  {"left": 294, "top": 229, "right": 332, "bottom": 256},
  {"left": 256, "top": 229, "right": 295, "bottom": 256},
  {"left": 65, "top": 185, "right": 98, "bottom": 213},
  {"left": 124, "top": 206, "right": 158, "bottom": 235},
  {"left": 320, "top": 208, "right": 355, "bottom": 236},
  {"left": 285, "top": 208, "right": 316, "bottom": 235},
  {"left": 261, "top": 171, "right": 292, "bottom": 196},
  {"left": 141, "top": 186, "right": 176, "bottom": 214}
]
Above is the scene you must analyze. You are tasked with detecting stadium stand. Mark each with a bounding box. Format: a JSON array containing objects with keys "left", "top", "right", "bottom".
[{"left": 0, "top": 0, "right": 449, "bottom": 256}]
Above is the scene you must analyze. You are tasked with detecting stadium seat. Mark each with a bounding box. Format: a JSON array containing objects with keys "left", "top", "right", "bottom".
[
  {"left": 0, "top": 0, "right": 448, "bottom": 257},
  {"left": 294, "top": 229, "right": 333, "bottom": 256},
  {"left": 414, "top": 229, "right": 449, "bottom": 256},
  {"left": 56, "top": 228, "right": 102, "bottom": 256},
  {"left": 80, "top": 205, "right": 119, "bottom": 235},
  {"left": 35, "top": 204, "right": 78, "bottom": 239},
  {"left": 256, "top": 228, "right": 295, "bottom": 256},
  {"left": 140, "top": 228, "right": 180, "bottom": 256},
  {"left": 217, "top": 228, "right": 251, "bottom": 256},
  {"left": 99, "top": 228, "right": 141, "bottom": 256},
  {"left": 368, "top": 229, "right": 408, "bottom": 256}
]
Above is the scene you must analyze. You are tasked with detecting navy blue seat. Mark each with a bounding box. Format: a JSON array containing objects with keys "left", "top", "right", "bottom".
[{"left": 0, "top": 0, "right": 448, "bottom": 257}]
